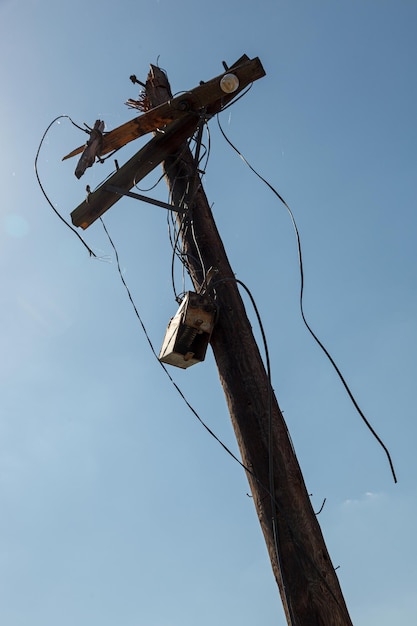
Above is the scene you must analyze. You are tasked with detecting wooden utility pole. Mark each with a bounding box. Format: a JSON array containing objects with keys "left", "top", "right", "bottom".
[
  {"left": 65, "top": 56, "right": 354, "bottom": 625},
  {"left": 145, "top": 65, "right": 353, "bottom": 626}
]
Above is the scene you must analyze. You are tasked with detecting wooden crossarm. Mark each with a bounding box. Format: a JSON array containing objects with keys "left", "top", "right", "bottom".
[{"left": 70, "top": 114, "right": 199, "bottom": 229}]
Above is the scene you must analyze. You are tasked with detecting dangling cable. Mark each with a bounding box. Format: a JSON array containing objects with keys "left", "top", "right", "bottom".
[
  {"left": 166, "top": 120, "right": 210, "bottom": 300},
  {"left": 100, "top": 217, "right": 258, "bottom": 474},
  {"left": 209, "top": 274, "right": 297, "bottom": 624},
  {"left": 35, "top": 115, "right": 97, "bottom": 257},
  {"left": 217, "top": 115, "right": 397, "bottom": 484}
]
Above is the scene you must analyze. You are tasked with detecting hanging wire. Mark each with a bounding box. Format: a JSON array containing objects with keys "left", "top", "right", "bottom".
[
  {"left": 217, "top": 114, "right": 397, "bottom": 484},
  {"left": 100, "top": 217, "right": 255, "bottom": 474},
  {"left": 209, "top": 274, "right": 295, "bottom": 624},
  {"left": 200, "top": 121, "right": 212, "bottom": 175},
  {"left": 170, "top": 213, "right": 188, "bottom": 301},
  {"left": 166, "top": 159, "right": 192, "bottom": 301},
  {"left": 134, "top": 167, "right": 167, "bottom": 193},
  {"left": 219, "top": 83, "right": 254, "bottom": 112},
  {"left": 165, "top": 120, "right": 211, "bottom": 301},
  {"left": 34, "top": 115, "right": 97, "bottom": 257}
]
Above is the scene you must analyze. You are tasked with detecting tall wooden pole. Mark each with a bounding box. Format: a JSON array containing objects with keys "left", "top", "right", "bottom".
[{"left": 146, "top": 65, "right": 353, "bottom": 626}]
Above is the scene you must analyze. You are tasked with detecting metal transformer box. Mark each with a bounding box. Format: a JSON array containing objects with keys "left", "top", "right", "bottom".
[{"left": 158, "top": 292, "right": 216, "bottom": 369}]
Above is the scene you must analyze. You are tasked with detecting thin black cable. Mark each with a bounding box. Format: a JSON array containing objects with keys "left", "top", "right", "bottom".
[
  {"left": 217, "top": 115, "right": 397, "bottom": 484},
  {"left": 133, "top": 163, "right": 167, "bottom": 192},
  {"left": 192, "top": 121, "right": 211, "bottom": 175},
  {"left": 201, "top": 122, "right": 212, "bottom": 174},
  {"left": 100, "top": 218, "right": 251, "bottom": 473},
  {"left": 210, "top": 276, "right": 294, "bottom": 623},
  {"left": 35, "top": 115, "right": 97, "bottom": 257},
  {"left": 170, "top": 214, "right": 188, "bottom": 301},
  {"left": 184, "top": 119, "right": 210, "bottom": 286},
  {"left": 71, "top": 119, "right": 90, "bottom": 133},
  {"left": 102, "top": 219, "right": 272, "bottom": 495},
  {"left": 92, "top": 166, "right": 119, "bottom": 193},
  {"left": 189, "top": 218, "right": 206, "bottom": 284},
  {"left": 100, "top": 218, "right": 278, "bottom": 491},
  {"left": 315, "top": 498, "right": 327, "bottom": 516},
  {"left": 166, "top": 122, "right": 209, "bottom": 300},
  {"left": 219, "top": 83, "right": 253, "bottom": 112},
  {"left": 167, "top": 170, "right": 190, "bottom": 300},
  {"left": 100, "top": 145, "right": 124, "bottom": 163},
  {"left": 132, "top": 129, "right": 195, "bottom": 196}
]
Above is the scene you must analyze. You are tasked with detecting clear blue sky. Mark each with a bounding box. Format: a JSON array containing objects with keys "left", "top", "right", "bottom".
[{"left": 1, "top": 1, "right": 416, "bottom": 624}]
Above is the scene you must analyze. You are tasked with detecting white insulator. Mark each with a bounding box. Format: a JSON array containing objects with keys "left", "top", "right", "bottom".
[{"left": 220, "top": 73, "right": 239, "bottom": 94}]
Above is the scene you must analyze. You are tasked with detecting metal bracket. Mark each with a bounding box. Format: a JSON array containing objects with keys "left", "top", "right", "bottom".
[{"left": 105, "top": 185, "right": 186, "bottom": 213}]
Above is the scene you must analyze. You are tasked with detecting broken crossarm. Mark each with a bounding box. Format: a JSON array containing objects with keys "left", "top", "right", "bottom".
[
  {"left": 71, "top": 113, "right": 199, "bottom": 229},
  {"left": 63, "top": 55, "right": 265, "bottom": 169},
  {"left": 74, "top": 120, "right": 105, "bottom": 179}
]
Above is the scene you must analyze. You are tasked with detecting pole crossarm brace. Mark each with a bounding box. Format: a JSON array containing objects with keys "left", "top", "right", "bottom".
[
  {"left": 104, "top": 185, "right": 186, "bottom": 214},
  {"left": 63, "top": 54, "right": 265, "bottom": 162}
]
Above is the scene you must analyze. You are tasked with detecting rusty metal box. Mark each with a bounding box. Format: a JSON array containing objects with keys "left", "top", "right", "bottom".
[{"left": 159, "top": 292, "right": 216, "bottom": 369}]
